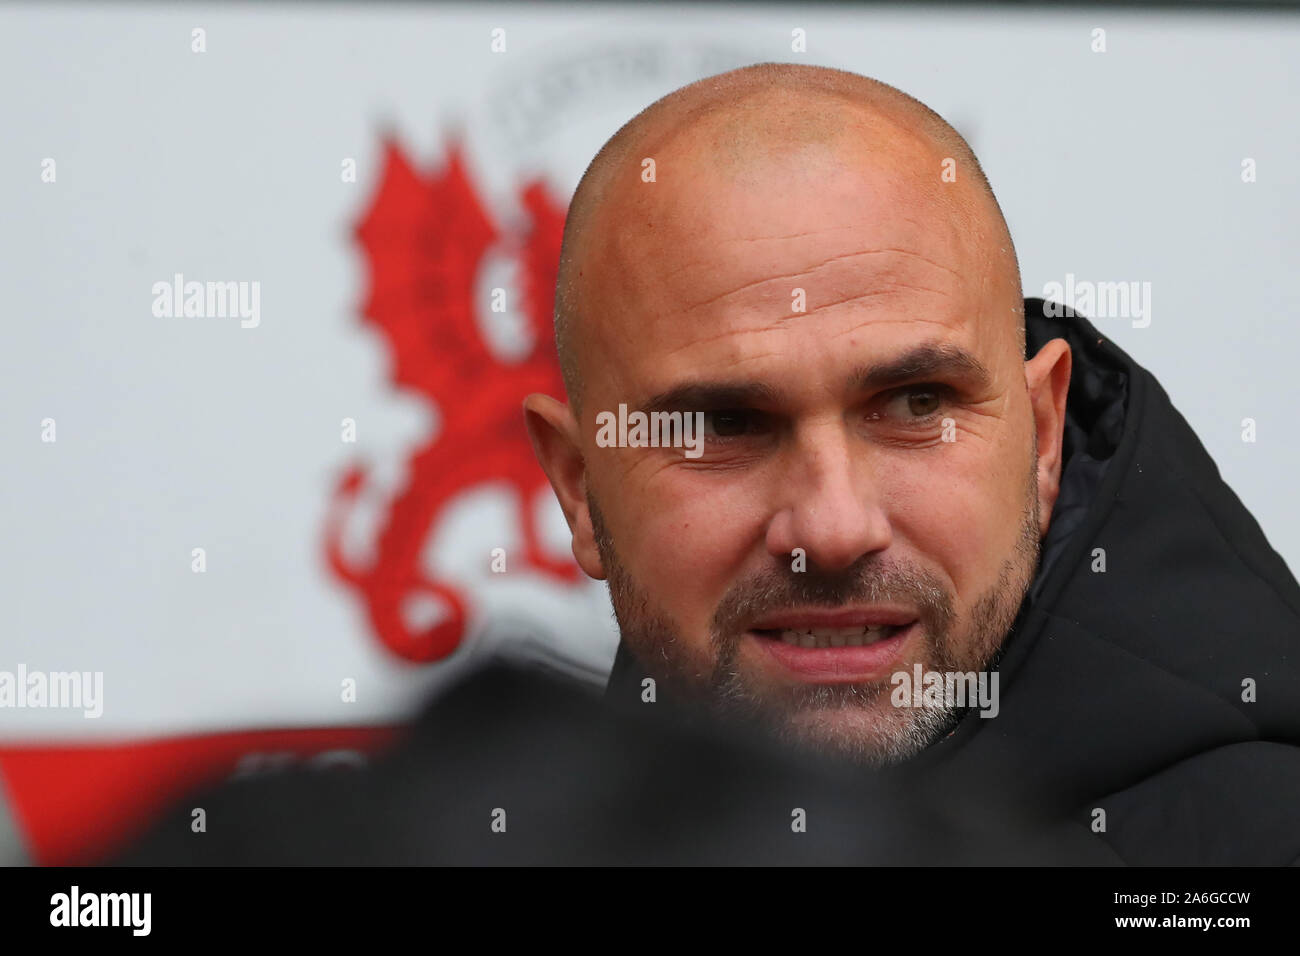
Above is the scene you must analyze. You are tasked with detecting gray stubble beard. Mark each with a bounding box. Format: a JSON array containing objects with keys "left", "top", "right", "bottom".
[{"left": 592, "top": 442, "right": 1042, "bottom": 768}]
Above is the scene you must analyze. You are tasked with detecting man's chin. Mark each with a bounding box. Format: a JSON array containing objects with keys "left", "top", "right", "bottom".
[
  {"left": 711, "top": 674, "right": 959, "bottom": 768},
  {"left": 785, "top": 700, "right": 960, "bottom": 767}
]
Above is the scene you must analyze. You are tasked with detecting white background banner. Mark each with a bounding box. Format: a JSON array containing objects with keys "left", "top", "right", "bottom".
[{"left": 2, "top": 3, "right": 1297, "bottom": 740}]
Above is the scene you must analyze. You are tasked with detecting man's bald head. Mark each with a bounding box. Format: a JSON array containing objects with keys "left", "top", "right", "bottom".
[{"left": 553, "top": 62, "right": 1023, "bottom": 408}]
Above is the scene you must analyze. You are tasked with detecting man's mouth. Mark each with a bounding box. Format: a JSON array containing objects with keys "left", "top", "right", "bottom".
[
  {"left": 752, "top": 624, "right": 906, "bottom": 648},
  {"left": 745, "top": 609, "right": 919, "bottom": 682}
]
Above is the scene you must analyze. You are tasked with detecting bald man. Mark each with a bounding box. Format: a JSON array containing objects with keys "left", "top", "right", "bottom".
[
  {"left": 117, "top": 64, "right": 1300, "bottom": 866},
  {"left": 523, "top": 62, "right": 1300, "bottom": 859}
]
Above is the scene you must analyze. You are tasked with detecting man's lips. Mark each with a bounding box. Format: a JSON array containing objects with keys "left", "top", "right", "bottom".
[{"left": 745, "top": 608, "right": 919, "bottom": 682}]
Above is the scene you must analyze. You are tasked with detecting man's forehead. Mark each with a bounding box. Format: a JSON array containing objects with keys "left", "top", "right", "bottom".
[
  {"left": 593, "top": 139, "right": 978, "bottom": 310},
  {"left": 582, "top": 243, "right": 1014, "bottom": 415},
  {"left": 644, "top": 220, "right": 969, "bottom": 323},
  {"left": 585, "top": 190, "right": 992, "bottom": 379},
  {"left": 613, "top": 303, "right": 997, "bottom": 409},
  {"left": 571, "top": 98, "right": 1017, "bottom": 406}
]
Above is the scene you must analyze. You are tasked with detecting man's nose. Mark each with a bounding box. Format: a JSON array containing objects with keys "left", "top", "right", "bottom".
[{"left": 765, "top": 421, "right": 892, "bottom": 572}]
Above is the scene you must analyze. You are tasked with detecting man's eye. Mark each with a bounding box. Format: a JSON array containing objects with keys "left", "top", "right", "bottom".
[
  {"left": 877, "top": 386, "right": 947, "bottom": 422},
  {"left": 703, "top": 409, "right": 759, "bottom": 437}
]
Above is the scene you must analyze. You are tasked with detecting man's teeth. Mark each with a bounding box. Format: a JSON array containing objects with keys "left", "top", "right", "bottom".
[{"left": 777, "top": 626, "right": 898, "bottom": 648}]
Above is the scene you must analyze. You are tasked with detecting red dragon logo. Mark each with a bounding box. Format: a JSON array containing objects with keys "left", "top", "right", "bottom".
[{"left": 325, "top": 139, "right": 582, "bottom": 664}]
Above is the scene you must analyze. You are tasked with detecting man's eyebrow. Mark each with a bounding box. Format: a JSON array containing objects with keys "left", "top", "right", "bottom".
[
  {"left": 638, "top": 345, "right": 990, "bottom": 413},
  {"left": 850, "top": 344, "right": 992, "bottom": 392},
  {"left": 642, "top": 382, "right": 784, "bottom": 413}
]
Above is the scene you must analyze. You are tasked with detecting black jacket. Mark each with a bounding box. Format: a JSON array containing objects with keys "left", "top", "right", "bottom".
[
  {"left": 932, "top": 296, "right": 1300, "bottom": 864},
  {"left": 117, "top": 298, "right": 1300, "bottom": 865}
]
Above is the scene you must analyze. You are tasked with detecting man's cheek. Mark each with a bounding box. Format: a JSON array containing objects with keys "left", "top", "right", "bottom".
[
  {"left": 893, "top": 472, "right": 1008, "bottom": 581},
  {"left": 637, "top": 495, "right": 753, "bottom": 628}
]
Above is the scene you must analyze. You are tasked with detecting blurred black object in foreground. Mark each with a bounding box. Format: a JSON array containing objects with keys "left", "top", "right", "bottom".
[{"left": 114, "top": 658, "right": 1110, "bottom": 866}]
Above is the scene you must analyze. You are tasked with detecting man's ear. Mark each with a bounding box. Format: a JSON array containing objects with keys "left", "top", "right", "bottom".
[
  {"left": 1025, "top": 338, "right": 1072, "bottom": 537},
  {"left": 522, "top": 394, "right": 605, "bottom": 580}
]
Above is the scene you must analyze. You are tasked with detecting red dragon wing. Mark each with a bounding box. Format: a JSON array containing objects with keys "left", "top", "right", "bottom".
[{"left": 353, "top": 140, "right": 501, "bottom": 400}]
